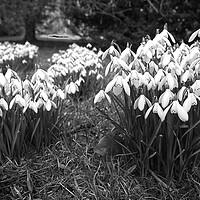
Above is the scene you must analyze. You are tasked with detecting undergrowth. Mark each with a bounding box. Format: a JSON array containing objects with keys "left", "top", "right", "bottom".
[{"left": 0, "top": 97, "right": 200, "bottom": 200}]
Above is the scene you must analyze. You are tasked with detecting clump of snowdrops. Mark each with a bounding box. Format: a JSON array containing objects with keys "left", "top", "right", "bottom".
[
  {"left": 0, "top": 41, "right": 38, "bottom": 71},
  {"left": 94, "top": 25, "right": 200, "bottom": 184},
  {"left": 0, "top": 66, "right": 66, "bottom": 162},
  {"left": 48, "top": 43, "right": 104, "bottom": 99}
]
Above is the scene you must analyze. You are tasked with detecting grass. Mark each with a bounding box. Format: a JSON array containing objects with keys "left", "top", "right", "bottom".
[{"left": 1, "top": 45, "right": 200, "bottom": 199}]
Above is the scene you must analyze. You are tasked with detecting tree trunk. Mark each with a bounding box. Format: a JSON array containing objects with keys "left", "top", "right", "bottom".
[{"left": 24, "top": 16, "right": 36, "bottom": 42}]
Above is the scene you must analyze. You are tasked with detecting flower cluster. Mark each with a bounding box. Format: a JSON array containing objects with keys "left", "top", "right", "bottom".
[
  {"left": 0, "top": 66, "right": 65, "bottom": 159},
  {"left": 0, "top": 41, "right": 38, "bottom": 71},
  {"left": 95, "top": 28, "right": 200, "bottom": 122},
  {"left": 48, "top": 43, "right": 104, "bottom": 97},
  {"left": 0, "top": 67, "right": 64, "bottom": 114},
  {"left": 94, "top": 26, "right": 200, "bottom": 181}
]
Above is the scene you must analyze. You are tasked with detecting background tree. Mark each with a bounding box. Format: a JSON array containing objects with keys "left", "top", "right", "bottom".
[
  {"left": 63, "top": 0, "right": 200, "bottom": 49},
  {"left": 0, "top": 0, "right": 200, "bottom": 49},
  {"left": 0, "top": 0, "right": 53, "bottom": 42}
]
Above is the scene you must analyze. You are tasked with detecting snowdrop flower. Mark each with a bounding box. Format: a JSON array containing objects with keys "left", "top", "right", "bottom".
[
  {"left": 31, "top": 68, "right": 52, "bottom": 84},
  {"left": 89, "top": 69, "right": 97, "bottom": 76},
  {"left": 52, "top": 89, "right": 65, "bottom": 100},
  {"left": 23, "top": 79, "right": 33, "bottom": 91},
  {"left": 158, "top": 72, "right": 178, "bottom": 91},
  {"left": 96, "top": 74, "right": 103, "bottom": 80},
  {"left": 0, "top": 98, "right": 8, "bottom": 110},
  {"left": 105, "top": 56, "right": 130, "bottom": 76},
  {"left": 9, "top": 94, "right": 26, "bottom": 109},
  {"left": 94, "top": 90, "right": 111, "bottom": 104},
  {"left": 134, "top": 94, "right": 152, "bottom": 111},
  {"left": 161, "top": 50, "right": 172, "bottom": 67},
  {"left": 33, "top": 82, "right": 46, "bottom": 94},
  {"left": 154, "top": 69, "right": 165, "bottom": 85},
  {"left": 163, "top": 100, "right": 188, "bottom": 122},
  {"left": 145, "top": 102, "right": 164, "bottom": 121},
  {"left": 153, "top": 30, "right": 171, "bottom": 48},
  {"left": 188, "top": 28, "right": 200, "bottom": 42},
  {"left": 10, "top": 79, "right": 22, "bottom": 96},
  {"left": 36, "top": 98, "right": 54, "bottom": 111},
  {"left": 142, "top": 72, "right": 156, "bottom": 90},
  {"left": 102, "top": 43, "right": 120, "bottom": 60},
  {"left": 128, "top": 70, "right": 143, "bottom": 88},
  {"left": 0, "top": 98, "right": 8, "bottom": 117},
  {"left": 129, "top": 58, "right": 146, "bottom": 72},
  {"left": 160, "top": 25, "right": 176, "bottom": 44},
  {"left": 156, "top": 46, "right": 165, "bottom": 59},
  {"left": 180, "top": 69, "right": 194, "bottom": 83},
  {"left": 65, "top": 82, "right": 79, "bottom": 94},
  {"left": 0, "top": 73, "right": 8, "bottom": 87},
  {"left": 140, "top": 39, "right": 155, "bottom": 63},
  {"left": 159, "top": 89, "right": 174, "bottom": 108},
  {"left": 35, "top": 90, "right": 57, "bottom": 112},
  {"left": 191, "top": 58, "right": 200, "bottom": 74},
  {"left": 75, "top": 77, "right": 85, "bottom": 86},
  {"left": 23, "top": 79, "right": 34, "bottom": 101},
  {"left": 177, "top": 86, "right": 188, "bottom": 101},
  {"left": 180, "top": 55, "right": 189, "bottom": 70},
  {"left": 120, "top": 44, "right": 135, "bottom": 64},
  {"left": 183, "top": 91, "right": 200, "bottom": 112},
  {"left": 191, "top": 80, "right": 200, "bottom": 96},
  {"left": 105, "top": 75, "right": 130, "bottom": 96},
  {"left": 149, "top": 61, "right": 158, "bottom": 74},
  {"left": 5, "top": 68, "right": 21, "bottom": 83},
  {"left": 23, "top": 99, "right": 38, "bottom": 113},
  {"left": 38, "top": 90, "right": 49, "bottom": 102},
  {"left": 188, "top": 46, "right": 200, "bottom": 64},
  {"left": 33, "top": 90, "right": 52, "bottom": 111},
  {"left": 167, "top": 61, "right": 183, "bottom": 76},
  {"left": 136, "top": 38, "right": 145, "bottom": 58},
  {"left": 173, "top": 46, "right": 182, "bottom": 63}
]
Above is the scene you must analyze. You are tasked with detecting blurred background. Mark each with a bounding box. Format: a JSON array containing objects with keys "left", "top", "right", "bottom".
[{"left": 0, "top": 0, "right": 200, "bottom": 50}]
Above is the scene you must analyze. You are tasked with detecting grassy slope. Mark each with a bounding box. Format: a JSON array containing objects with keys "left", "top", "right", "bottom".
[{"left": 0, "top": 46, "right": 200, "bottom": 200}]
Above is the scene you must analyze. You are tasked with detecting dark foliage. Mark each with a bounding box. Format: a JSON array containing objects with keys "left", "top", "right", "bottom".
[
  {"left": 0, "top": 0, "right": 200, "bottom": 49},
  {"left": 64, "top": 0, "right": 200, "bottom": 50}
]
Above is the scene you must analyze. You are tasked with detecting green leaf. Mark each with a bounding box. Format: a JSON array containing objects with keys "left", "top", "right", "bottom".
[
  {"left": 181, "top": 119, "right": 200, "bottom": 141},
  {"left": 30, "top": 118, "right": 40, "bottom": 144},
  {"left": 0, "top": 134, "right": 9, "bottom": 156},
  {"left": 11, "top": 118, "right": 22, "bottom": 155}
]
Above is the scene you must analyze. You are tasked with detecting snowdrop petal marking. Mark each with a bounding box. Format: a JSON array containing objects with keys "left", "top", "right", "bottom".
[
  {"left": 113, "top": 85, "right": 123, "bottom": 96},
  {"left": 112, "top": 76, "right": 123, "bottom": 95}
]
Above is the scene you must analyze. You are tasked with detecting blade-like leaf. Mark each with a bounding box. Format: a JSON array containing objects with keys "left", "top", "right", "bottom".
[
  {"left": 30, "top": 118, "right": 41, "bottom": 143},
  {"left": 189, "top": 29, "right": 200, "bottom": 43}
]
